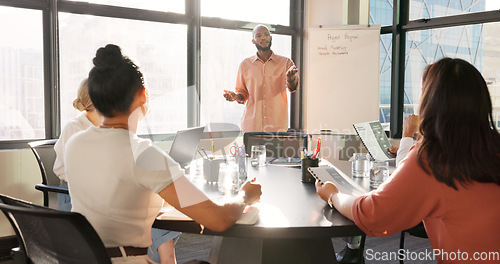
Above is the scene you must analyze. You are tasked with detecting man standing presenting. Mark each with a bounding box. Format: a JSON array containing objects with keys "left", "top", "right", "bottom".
[{"left": 223, "top": 24, "right": 299, "bottom": 132}]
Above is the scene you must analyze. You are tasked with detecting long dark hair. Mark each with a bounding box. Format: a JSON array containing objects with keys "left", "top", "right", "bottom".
[
  {"left": 88, "top": 44, "right": 144, "bottom": 117},
  {"left": 418, "top": 57, "right": 500, "bottom": 189}
]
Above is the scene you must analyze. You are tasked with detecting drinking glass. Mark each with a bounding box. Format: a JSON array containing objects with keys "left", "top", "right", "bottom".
[
  {"left": 370, "top": 160, "right": 389, "bottom": 188},
  {"left": 251, "top": 145, "right": 266, "bottom": 167},
  {"left": 350, "top": 153, "right": 371, "bottom": 178},
  {"left": 218, "top": 162, "right": 239, "bottom": 194}
]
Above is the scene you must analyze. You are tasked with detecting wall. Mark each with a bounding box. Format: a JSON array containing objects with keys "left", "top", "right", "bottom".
[{"left": 0, "top": 149, "right": 43, "bottom": 237}]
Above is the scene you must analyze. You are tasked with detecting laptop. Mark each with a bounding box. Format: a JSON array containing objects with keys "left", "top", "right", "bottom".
[
  {"left": 244, "top": 132, "right": 307, "bottom": 166},
  {"left": 353, "top": 121, "right": 396, "bottom": 163},
  {"left": 168, "top": 126, "right": 205, "bottom": 168},
  {"left": 268, "top": 157, "right": 302, "bottom": 166}
]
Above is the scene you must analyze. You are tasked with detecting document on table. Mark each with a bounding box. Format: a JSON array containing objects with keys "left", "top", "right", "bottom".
[
  {"left": 157, "top": 204, "right": 260, "bottom": 225},
  {"left": 353, "top": 121, "right": 396, "bottom": 162},
  {"left": 308, "top": 166, "right": 369, "bottom": 196}
]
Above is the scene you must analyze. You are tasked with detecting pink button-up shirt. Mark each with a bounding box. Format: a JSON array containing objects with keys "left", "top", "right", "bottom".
[{"left": 235, "top": 52, "right": 298, "bottom": 132}]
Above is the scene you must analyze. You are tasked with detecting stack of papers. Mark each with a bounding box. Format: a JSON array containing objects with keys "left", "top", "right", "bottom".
[{"left": 158, "top": 204, "right": 260, "bottom": 225}]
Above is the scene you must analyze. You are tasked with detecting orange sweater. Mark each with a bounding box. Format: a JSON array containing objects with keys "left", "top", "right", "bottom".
[{"left": 353, "top": 144, "right": 500, "bottom": 263}]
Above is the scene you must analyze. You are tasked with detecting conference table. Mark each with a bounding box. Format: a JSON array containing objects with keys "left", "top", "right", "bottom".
[{"left": 153, "top": 159, "right": 366, "bottom": 264}]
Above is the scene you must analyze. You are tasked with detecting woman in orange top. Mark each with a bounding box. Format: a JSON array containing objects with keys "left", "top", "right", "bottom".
[{"left": 316, "top": 58, "right": 500, "bottom": 263}]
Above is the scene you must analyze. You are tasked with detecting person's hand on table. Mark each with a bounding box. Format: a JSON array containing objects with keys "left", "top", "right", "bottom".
[
  {"left": 315, "top": 180, "right": 338, "bottom": 203},
  {"left": 240, "top": 177, "right": 262, "bottom": 205}
]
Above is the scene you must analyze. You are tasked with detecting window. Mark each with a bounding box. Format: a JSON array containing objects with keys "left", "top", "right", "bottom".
[
  {"left": 201, "top": 0, "right": 290, "bottom": 26},
  {"left": 405, "top": 22, "right": 500, "bottom": 127},
  {"left": 409, "top": 0, "right": 499, "bottom": 20},
  {"left": 59, "top": 13, "right": 188, "bottom": 134},
  {"left": 200, "top": 27, "right": 291, "bottom": 129},
  {"left": 0, "top": 6, "right": 44, "bottom": 140},
  {"left": 67, "top": 0, "right": 185, "bottom": 13},
  {"left": 378, "top": 34, "right": 393, "bottom": 124},
  {"left": 371, "top": 1, "right": 394, "bottom": 127},
  {"left": 483, "top": 22, "right": 500, "bottom": 128},
  {"left": 370, "top": 0, "right": 500, "bottom": 136},
  {"left": 370, "top": 0, "right": 394, "bottom": 27},
  {"left": 0, "top": 0, "right": 300, "bottom": 148}
]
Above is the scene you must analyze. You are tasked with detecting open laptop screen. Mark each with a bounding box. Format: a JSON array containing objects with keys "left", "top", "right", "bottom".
[{"left": 168, "top": 126, "right": 205, "bottom": 168}]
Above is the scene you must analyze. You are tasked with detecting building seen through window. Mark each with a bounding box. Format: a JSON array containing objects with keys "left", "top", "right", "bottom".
[
  {"left": 0, "top": 7, "right": 44, "bottom": 140},
  {"left": 371, "top": 0, "right": 500, "bottom": 129},
  {"left": 59, "top": 13, "right": 188, "bottom": 135}
]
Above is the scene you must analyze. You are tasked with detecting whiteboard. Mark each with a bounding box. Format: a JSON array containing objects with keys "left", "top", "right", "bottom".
[{"left": 306, "top": 26, "right": 380, "bottom": 134}]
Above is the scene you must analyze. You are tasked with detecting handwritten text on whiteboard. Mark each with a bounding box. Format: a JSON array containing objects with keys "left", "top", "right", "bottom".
[{"left": 316, "top": 33, "right": 360, "bottom": 56}]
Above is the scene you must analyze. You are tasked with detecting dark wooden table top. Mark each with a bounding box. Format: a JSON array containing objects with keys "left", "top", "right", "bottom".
[{"left": 154, "top": 160, "right": 365, "bottom": 239}]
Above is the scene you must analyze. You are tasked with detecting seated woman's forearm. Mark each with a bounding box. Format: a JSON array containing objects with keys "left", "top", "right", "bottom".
[
  {"left": 331, "top": 193, "right": 358, "bottom": 221},
  {"left": 183, "top": 199, "right": 246, "bottom": 232},
  {"left": 159, "top": 177, "right": 247, "bottom": 232}
]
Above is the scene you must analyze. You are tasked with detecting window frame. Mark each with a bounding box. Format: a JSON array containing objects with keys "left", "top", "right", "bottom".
[
  {"left": 0, "top": 0, "right": 304, "bottom": 149},
  {"left": 385, "top": 0, "right": 500, "bottom": 138}
]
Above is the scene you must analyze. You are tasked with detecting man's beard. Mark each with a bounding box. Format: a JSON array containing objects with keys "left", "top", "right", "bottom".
[{"left": 255, "top": 40, "right": 272, "bottom": 51}]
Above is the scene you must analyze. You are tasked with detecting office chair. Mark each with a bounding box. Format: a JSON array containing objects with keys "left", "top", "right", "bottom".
[
  {"left": 28, "top": 139, "right": 69, "bottom": 208},
  {"left": 0, "top": 194, "right": 111, "bottom": 264},
  {"left": 243, "top": 132, "right": 308, "bottom": 159},
  {"left": 399, "top": 222, "right": 428, "bottom": 264}
]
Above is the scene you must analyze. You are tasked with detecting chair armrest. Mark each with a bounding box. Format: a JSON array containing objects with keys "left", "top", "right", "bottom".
[{"left": 35, "top": 184, "right": 69, "bottom": 194}]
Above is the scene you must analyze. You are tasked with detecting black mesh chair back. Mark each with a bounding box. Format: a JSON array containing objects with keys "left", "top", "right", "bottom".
[
  {"left": 399, "top": 222, "right": 428, "bottom": 264},
  {"left": 28, "top": 139, "right": 68, "bottom": 208},
  {"left": 243, "top": 132, "right": 308, "bottom": 158},
  {"left": 0, "top": 194, "right": 111, "bottom": 264}
]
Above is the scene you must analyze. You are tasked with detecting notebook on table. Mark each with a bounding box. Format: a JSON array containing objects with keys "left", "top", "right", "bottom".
[
  {"left": 353, "top": 121, "right": 396, "bottom": 164},
  {"left": 308, "top": 166, "right": 369, "bottom": 196},
  {"left": 168, "top": 126, "right": 205, "bottom": 168}
]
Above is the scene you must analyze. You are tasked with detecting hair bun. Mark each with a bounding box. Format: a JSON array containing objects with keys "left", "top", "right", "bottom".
[
  {"left": 93, "top": 44, "right": 123, "bottom": 71},
  {"left": 72, "top": 98, "right": 86, "bottom": 111}
]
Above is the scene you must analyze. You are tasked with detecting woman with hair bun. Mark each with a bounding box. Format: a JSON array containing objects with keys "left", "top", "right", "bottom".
[
  {"left": 53, "top": 78, "right": 102, "bottom": 212},
  {"left": 65, "top": 44, "right": 261, "bottom": 264}
]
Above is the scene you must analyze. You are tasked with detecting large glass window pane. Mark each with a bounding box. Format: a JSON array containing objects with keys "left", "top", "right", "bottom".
[
  {"left": 66, "top": 0, "right": 185, "bottom": 13},
  {"left": 200, "top": 27, "right": 291, "bottom": 129},
  {"left": 370, "top": 0, "right": 394, "bottom": 27},
  {"left": 409, "top": 0, "right": 498, "bottom": 20},
  {"left": 201, "top": 0, "right": 290, "bottom": 26},
  {"left": 379, "top": 34, "right": 393, "bottom": 126},
  {"left": 0, "top": 7, "right": 44, "bottom": 140},
  {"left": 405, "top": 23, "right": 500, "bottom": 129},
  {"left": 59, "top": 13, "right": 187, "bottom": 135},
  {"left": 484, "top": 22, "right": 500, "bottom": 129}
]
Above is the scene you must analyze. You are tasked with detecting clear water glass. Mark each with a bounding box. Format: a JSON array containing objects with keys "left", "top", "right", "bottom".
[
  {"left": 370, "top": 160, "right": 389, "bottom": 188},
  {"left": 350, "top": 153, "right": 371, "bottom": 178},
  {"left": 218, "top": 162, "right": 239, "bottom": 194},
  {"left": 251, "top": 145, "right": 266, "bottom": 167}
]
